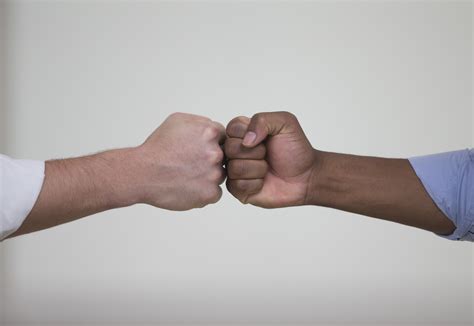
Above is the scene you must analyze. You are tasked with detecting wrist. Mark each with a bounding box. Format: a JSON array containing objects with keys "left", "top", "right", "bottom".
[
  {"left": 304, "top": 149, "right": 332, "bottom": 207},
  {"left": 97, "top": 146, "right": 145, "bottom": 209}
]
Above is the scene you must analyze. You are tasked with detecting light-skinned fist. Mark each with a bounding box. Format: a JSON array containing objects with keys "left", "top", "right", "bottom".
[{"left": 131, "top": 113, "right": 226, "bottom": 210}]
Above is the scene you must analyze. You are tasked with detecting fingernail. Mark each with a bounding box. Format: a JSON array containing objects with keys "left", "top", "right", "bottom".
[{"left": 242, "top": 131, "right": 257, "bottom": 146}]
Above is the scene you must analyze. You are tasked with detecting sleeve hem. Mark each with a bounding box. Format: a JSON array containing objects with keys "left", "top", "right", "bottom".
[
  {"left": 0, "top": 157, "right": 46, "bottom": 240},
  {"left": 408, "top": 150, "right": 472, "bottom": 241}
]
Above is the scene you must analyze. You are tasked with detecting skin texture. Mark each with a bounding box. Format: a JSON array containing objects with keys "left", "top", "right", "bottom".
[
  {"left": 9, "top": 113, "right": 226, "bottom": 238},
  {"left": 225, "top": 113, "right": 315, "bottom": 208},
  {"left": 6, "top": 111, "right": 455, "bottom": 239},
  {"left": 225, "top": 111, "right": 455, "bottom": 235}
]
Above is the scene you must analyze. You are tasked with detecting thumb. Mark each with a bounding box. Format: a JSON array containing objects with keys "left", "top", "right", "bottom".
[{"left": 242, "top": 111, "right": 299, "bottom": 148}]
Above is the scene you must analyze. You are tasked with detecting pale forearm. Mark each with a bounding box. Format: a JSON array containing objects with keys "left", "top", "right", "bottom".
[
  {"left": 6, "top": 113, "right": 226, "bottom": 239},
  {"left": 9, "top": 148, "right": 140, "bottom": 238},
  {"left": 308, "top": 150, "right": 455, "bottom": 235}
]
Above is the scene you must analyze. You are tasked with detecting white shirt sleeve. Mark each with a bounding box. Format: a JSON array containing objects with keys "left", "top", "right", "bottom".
[{"left": 0, "top": 154, "right": 45, "bottom": 240}]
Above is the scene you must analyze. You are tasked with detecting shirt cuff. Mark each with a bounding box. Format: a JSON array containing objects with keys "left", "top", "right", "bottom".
[
  {"left": 409, "top": 149, "right": 474, "bottom": 241},
  {"left": 0, "top": 154, "right": 45, "bottom": 240}
]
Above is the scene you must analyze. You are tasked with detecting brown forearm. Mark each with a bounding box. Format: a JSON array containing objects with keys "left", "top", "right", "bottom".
[
  {"left": 8, "top": 148, "right": 140, "bottom": 238},
  {"left": 308, "top": 150, "right": 455, "bottom": 235}
]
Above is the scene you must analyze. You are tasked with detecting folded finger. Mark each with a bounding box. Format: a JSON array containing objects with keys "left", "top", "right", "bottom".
[
  {"left": 227, "top": 159, "right": 268, "bottom": 180},
  {"left": 225, "top": 138, "right": 266, "bottom": 160},
  {"left": 226, "top": 116, "right": 250, "bottom": 138},
  {"left": 226, "top": 179, "right": 264, "bottom": 202}
]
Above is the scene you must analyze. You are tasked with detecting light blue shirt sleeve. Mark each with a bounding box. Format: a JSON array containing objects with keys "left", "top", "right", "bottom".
[{"left": 409, "top": 149, "right": 474, "bottom": 241}]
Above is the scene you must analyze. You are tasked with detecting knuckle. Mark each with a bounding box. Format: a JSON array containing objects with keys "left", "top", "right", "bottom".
[
  {"left": 226, "top": 125, "right": 240, "bottom": 138},
  {"left": 203, "top": 187, "right": 222, "bottom": 204},
  {"left": 235, "top": 116, "right": 249, "bottom": 123},
  {"left": 207, "top": 148, "right": 224, "bottom": 163},
  {"left": 227, "top": 116, "right": 248, "bottom": 129},
  {"left": 169, "top": 112, "right": 185, "bottom": 119},
  {"left": 210, "top": 167, "right": 224, "bottom": 182},
  {"left": 226, "top": 125, "right": 236, "bottom": 137},
  {"left": 217, "top": 148, "right": 225, "bottom": 162},
  {"left": 226, "top": 118, "right": 238, "bottom": 130},
  {"left": 204, "top": 125, "right": 219, "bottom": 139},
  {"left": 253, "top": 113, "right": 266, "bottom": 125},
  {"left": 281, "top": 111, "right": 297, "bottom": 122},
  {"left": 226, "top": 181, "right": 248, "bottom": 204},
  {"left": 226, "top": 117, "right": 249, "bottom": 138}
]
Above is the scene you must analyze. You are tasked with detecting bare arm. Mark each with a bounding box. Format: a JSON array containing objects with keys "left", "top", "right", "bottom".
[
  {"left": 224, "top": 112, "right": 455, "bottom": 236},
  {"left": 9, "top": 149, "right": 138, "bottom": 238},
  {"left": 7, "top": 113, "right": 226, "bottom": 239},
  {"left": 307, "top": 151, "right": 455, "bottom": 235}
]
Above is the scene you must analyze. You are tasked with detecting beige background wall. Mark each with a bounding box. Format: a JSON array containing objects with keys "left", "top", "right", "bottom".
[
  {"left": 1, "top": 2, "right": 6, "bottom": 324},
  {"left": 1, "top": 1, "right": 473, "bottom": 324}
]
